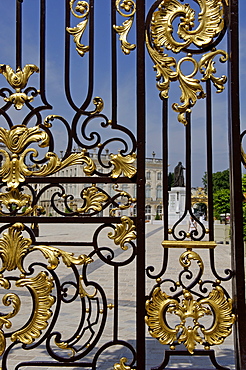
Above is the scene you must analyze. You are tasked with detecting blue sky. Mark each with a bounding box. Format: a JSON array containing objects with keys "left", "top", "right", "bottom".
[{"left": 0, "top": 0, "right": 245, "bottom": 186}]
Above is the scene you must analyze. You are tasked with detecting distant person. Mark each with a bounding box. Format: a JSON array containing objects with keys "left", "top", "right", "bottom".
[
  {"left": 173, "top": 162, "right": 185, "bottom": 187},
  {"left": 188, "top": 217, "right": 197, "bottom": 234}
]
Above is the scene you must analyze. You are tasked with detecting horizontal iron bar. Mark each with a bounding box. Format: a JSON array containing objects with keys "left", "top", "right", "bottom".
[
  {"left": 0, "top": 216, "right": 132, "bottom": 223},
  {"left": 22, "top": 177, "right": 137, "bottom": 184},
  {"left": 162, "top": 241, "right": 217, "bottom": 249}
]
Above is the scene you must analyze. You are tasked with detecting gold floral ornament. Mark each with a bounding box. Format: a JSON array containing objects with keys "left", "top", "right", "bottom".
[
  {"left": 0, "top": 293, "right": 20, "bottom": 355},
  {"left": 113, "top": 0, "right": 136, "bottom": 55},
  {"left": 146, "top": 0, "right": 228, "bottom": 125},
  {"left": 0, "top": 124, "right": 95, "bottom": 188},
  {"left": 0, "top": 188, "right": 34, "bottom": 215},
  {"left": 67, "top": 0, "right": 90, "bottom": 57},
  {"left": 0, "top": 64, "right": 39, "bottom": 109},
  {"left": 110, "top": 152, "right": 136, "bottom": 178},
  {"left": 145, "top": 286, "right": 235, "bottom": 354},
  {"left": 114, "top": 357, "right": 133, "bottom": 370},
  {"left": 76, "top": 185, "right": 108, "bottom": 213},
  {"left": 108, "top": 216, "right": 136, "bottom": 250}
]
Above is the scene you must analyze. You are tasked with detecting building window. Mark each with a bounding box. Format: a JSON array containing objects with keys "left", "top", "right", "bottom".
[
  {"left": 157, "top": 205, "right": 162, "bottom": 217},
  {"left": 156, "top": 185, "right": 162, "bottom": 199},
  {"left": 133, "top": 205, "right": 137, "bottom": 217},
  {"left": 146, "top": 171, "right": 151, "bottom": 180},
  {"left": 157, "top": 172, "right": 162, "bottom": 180},
  {"left": 146, "top": 184, "right": 151, "bottom": 198},
  {"left": 145, "top": 205, "right": 151, "bottom": 220}
]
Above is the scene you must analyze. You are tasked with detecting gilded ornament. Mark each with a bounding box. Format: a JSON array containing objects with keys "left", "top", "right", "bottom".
[
  {"left": 67, "top": 1, "right": 90, "bottom": 57},
  {"left": 108, "top": 216, "right": 136, "bottom": 250},
  {"left": 114, "top": 357, "right": 133, "bottom": 370},
  {"left": 54, "top": 339, "right": 75, "bottom": 357},
  {"left": 199, "top": 50, "right": 228, "bottom": 93},
  {"left": 0, "top": 124, "right": 95, "bottom": 188},
  {"left": 0, "top": 64, "right": 39, "bottom": 109},
  {"left": 150, "top": 0, "right": 224, "bottom": 53},
  {"left": 114, "top": 0, "right": 136, "bottom": 55},
  {"left": 32, "top": 244, "right": 92, "bottom": 270},
  {"left": 0, "top": 188, "right": 35, "bottom": 216},
  {"left": 12, "top": 272, "right": 54, "bottom": 344},
  {"left": 145, "top": 286, "right": 235, "bottom": 354},
  {"left": 0, "top": 293, "right": 21, "bottom": 355},
  {"left": 76, "top": 185, "right": 108, "bottom": 213},
  {"left": 79, "top": 275, "right": 97, "bottom": 298},
  {"left": 110, "top": 152, "right": 136, "bottom": 178},
  {"left": 179, "top": 250, "right": 204, "bottom": 273},
  {"left": 0, "top": 223, "right": 31, "bottom": 273}
]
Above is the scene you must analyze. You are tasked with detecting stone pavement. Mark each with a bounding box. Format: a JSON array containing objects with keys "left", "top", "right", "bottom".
[{"left": 0, "top": 222, "right": 239, "bottom": 369}]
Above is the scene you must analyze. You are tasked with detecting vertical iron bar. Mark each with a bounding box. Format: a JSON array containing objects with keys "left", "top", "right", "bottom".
[
  {"left": 205, "top": 80, "right": 214, "bottom": 241},
  {"left": 40, "top": 0, "right": 51, "bottom": 107},
  {"left": 162, "top": 98, "right": 169, "bottom": 239},
  {"left": 16, "top": 0, "right": 22, "bottom": 69},
  {"left": 111, "top": 0, "right": 117, "bottom": 124},
  {"left": 185, "top": 112, "right": 191, "bottom": 210},
  {"left": 228, "top": 0, "right": 246, "bottom": 368},
  {"left": 136, "top": 0, "right": 145, "bottom": 368},
  {"left": 113, "top": 266, "right": 118, "bottom": 341}
]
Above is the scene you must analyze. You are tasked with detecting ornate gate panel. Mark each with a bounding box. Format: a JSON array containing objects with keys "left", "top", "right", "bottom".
[{"left": 0, "top": 1, "right": 245, "bottom": 369}]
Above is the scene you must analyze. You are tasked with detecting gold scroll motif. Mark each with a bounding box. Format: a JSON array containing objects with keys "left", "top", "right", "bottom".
[
  {"left": 108, "top": 216, "right": 136, "bottom": 250},
  {"left": 146, "top": 0, "right": 228, "bottom": 125},
  {"left": 110, "top": 152, "right": 136, "bottom": 178},
  {"left": 75, "top": 185, "right": 108, "bottom": 213},
  {"left": 67, "top": 0, "right": 90, "bottom": 57},
  {"left": 0, "top": 64, "right": 39, "bottom": 109},
  {"left": 0, "top": 188, "right": 37, "bottom": 216},
  {"left": 145, "top": 286, "right": 235, "bottom": 354},
  {"left": 0, "top": 124, "right": 95, "bottom": 189},
  {"left": 114, "top": 357, "right": 133, "bottom": 370},
  {"left": 114, "top": 0, "right": 136, "bottom": 55},
  {"left": 109, "top": 185, "right": 136, "bottom": 216},
  {"left": 146, "top": 248, "right": 235, "bottom": 354},
  {"left": 0, "top": 223, "right": 92, "bottom": 354}
]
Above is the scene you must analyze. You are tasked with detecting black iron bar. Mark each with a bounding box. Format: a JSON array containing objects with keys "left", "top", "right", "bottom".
[
  {"left": 228, "top": 0, "right": 246, "bottom": 368},
  {"left": 111, "top": 0, "right": 117, "bottom": 125},
  {"left": 16, "top": 0, "right": 22, "bottom": 69}
]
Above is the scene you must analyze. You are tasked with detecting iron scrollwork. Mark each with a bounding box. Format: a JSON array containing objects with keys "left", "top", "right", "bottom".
[{"left": 146, "top": 0, "right": 228, "bottom": 124}]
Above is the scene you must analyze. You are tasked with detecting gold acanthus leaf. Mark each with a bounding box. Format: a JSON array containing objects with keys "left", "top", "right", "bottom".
[
  {"left": 0, "top": 125, "right": 49, "bottom": 154},
  {"left": 0, "top": 64, "right": 39, "bottom": 109},
  {"left": 151, "top": 0, "right": 225, "bottom": 54},
  {"left": 108, "top": 216, "right": 136, "bottom": 250},
  {"left": 76, "top": 185, "right": 108, "bottom": 213},
  {"left": 200, "top": 286, "right": 236, "bottom": 345},
  {"left": 145, "top": 286, "right": 235, "bottom": 354},
  {"left": 113, "top": 0, "right": 136, "bottom": 55},
  {"left": 0, "top": 293, "right": 21, "bottom": 356},
  {"left": 113, "top": 357, "right": 133, "bottom": 370},
  {"left": 110, "top": 152, "right": 136, "bottom": 178},
  {"left": 0, "top": 147, "right": 95, "bottom": 188},
  {"left": 172, "top": 56, "right": 206, "bottom": 125},
  {"left": 11, "top": 272, "right": 54, "bottom": 344},
  {"left": 179, "top": 250, "right": 204, "bottom": 273},
  {"left": 109, "top": 185, "right": 136, "bottom": 216},
  {"left": 0, "top": 188, "right": 35, "bottom": 216},
  {"left": 67, "top": 1, "right": 90, "bottom": 57},
  {"left": 0, "top": 223, "right": 31, "bottom": 273},
  {"left": 199, "top": 49, "right": 228, "bottom": 93},
  {"left": 32, "top": 245, "right": 93, "bottom": 270}
]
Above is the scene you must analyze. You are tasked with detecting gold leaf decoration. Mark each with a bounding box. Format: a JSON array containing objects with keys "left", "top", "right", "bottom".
[
  {"left": 0, "top": 223, "right": 31, "bottom": 273},
  {"left": 76, "top": 185, "right": 108, "bottom": 213},
  {"left": 172, "top": 56, "right": 206, "bottom": 125},
  {"left": 54, "top": 339, "right": 75, "bottom": 357},
  {"left": 114, "top": 357, "right": 133, "bottom": 370},
  {"left": 79, "top": 275, "right": 97, "bottom": 298},
  {"left": 0, "top": 64, "right": 39, "bottom": 109},
  {"left": 110, "top": 152, "right": 136, "bottom": 178},
  {"left": 0, "top": 293, "right": 21, "bottom": 355},
  {"left": 199, "top": 49, "right": 228, "bottom": 93},
  {"left": 145, "top": 286, "right": 235, "bottom": 354},
  {"left": 151, "top": 0, "right": 224, "bottom": 53},
  {"left": 179, "top": 250, "right": 204, "bottom": 273},
  {"left": 0, "top": 188, "right": 35, "bottom": 216},
  {"left": 114, "top": 0, "right": 136, "bottom": 55},
  {"left": 108, "top": 216, "right": 136, "bottom": 250},
  {"left": 12, "top": 272, "right": 54, "bottom": 344},
  {"left": 67, "top": 0, "right": 90, "bottom": 57},
  {"left": 32, "top": 245, "right": 93, "bottom": 270}
]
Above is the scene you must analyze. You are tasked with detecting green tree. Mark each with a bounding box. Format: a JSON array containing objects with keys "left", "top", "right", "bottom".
[
  {"left": 213, "top": 188, "right": 230, "bottom": 220},
  {"left": 202, "top": 169, "right": 230, "bottom": 193}
]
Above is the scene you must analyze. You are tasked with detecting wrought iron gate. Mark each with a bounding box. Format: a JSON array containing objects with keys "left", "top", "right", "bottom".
[{"left": 0, "top": 0, "right": 245, "bottom": 369}]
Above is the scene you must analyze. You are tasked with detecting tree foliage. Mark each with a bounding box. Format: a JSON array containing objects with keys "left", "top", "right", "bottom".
[
  {"left": 202, "top": 169, "right": 230, "bottom": 193},
  {"left": 213, "top": 189, "right": 230, "bottom": 220}
]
